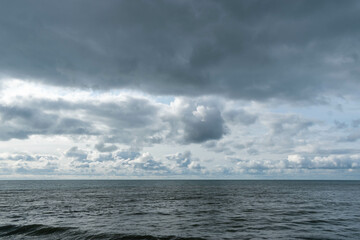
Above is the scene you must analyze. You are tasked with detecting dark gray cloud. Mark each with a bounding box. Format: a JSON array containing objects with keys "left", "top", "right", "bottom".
[
  {"left": 1, "top": 1, "right": 360, "bottom": 101},
  {"left": 166, "top": 98, "right": 228, "bottom": 144},
  {"left": 0, "top": 95, "right": 164, "bottom": 144},
  {"left": 0, "top": 96, "right": 230, "bottom": 145},
  {"left": 0, "top": 104, "right": 97, "bottom": 140},
  {"left": 182, "top": 106, "right": 226, "bottom": 143},
  {"left": 28, "top": 97, "right": 159, "bottom": 129}
]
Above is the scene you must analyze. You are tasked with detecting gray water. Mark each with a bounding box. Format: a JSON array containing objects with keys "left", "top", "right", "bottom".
[{"left": 0, "top": 180, "right": 359, "bottom": 239}]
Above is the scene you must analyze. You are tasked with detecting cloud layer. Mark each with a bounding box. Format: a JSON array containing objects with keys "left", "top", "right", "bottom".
[
  {"left": 0, "top": 81, "right": 359, "bottom": 179},
  {"left": 1, "top": 1, "right": 360, "bottom": 101},
  {"left": 1, "top": 1, "right": 360, "bottom": 179}
]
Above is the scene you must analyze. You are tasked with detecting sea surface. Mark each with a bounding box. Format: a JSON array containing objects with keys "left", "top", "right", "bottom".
[{"left": 0, "top": 180, "right": 359, "bottom": 239}]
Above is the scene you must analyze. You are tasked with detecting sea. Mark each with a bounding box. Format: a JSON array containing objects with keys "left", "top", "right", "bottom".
[{"left": 0, "top": 180, "right": 359, "bottom": 240}]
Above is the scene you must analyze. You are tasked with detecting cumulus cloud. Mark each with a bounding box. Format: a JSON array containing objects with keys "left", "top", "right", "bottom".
[
  {"left": 66, "top": 147, "right": 170, "bottom": 176},
  {"left": 1, "top": 148, "right": 360, "bottom": 178},
  {"left": 64, "top": 147, "right": 208, "bottom": 176},
  {"left": 286, "top": 154, "right": 360, "bottom": 170},
  {"left": 166, "top": 151, "right": 204, "bottom": 172},
  {"left": 130, "top": 153, "right": 169, "bottom": 172},
  {"left": 0, "top": 153, "right": 59, "bottom": 176},
  {"left": 230, "top": 154, "right": 360, "bottom": 175},
  {"left": 0, "top": 153, "right": 57, "bottom": 162},
  {"left": 0, "top": 1, "right": 360, "bottom": 101},
  {"left": 167, "top": 98, "right": 228, "bottom": 144}
]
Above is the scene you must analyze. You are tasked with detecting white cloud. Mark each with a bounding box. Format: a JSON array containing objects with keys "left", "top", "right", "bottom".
[{"left": 0, "top": 80, "right": 359, "bottom": 179}]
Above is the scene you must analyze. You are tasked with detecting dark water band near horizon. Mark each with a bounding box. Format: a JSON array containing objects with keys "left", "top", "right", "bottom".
[{"left": 0, "top": 180, "right": 359, "bottom": 239}]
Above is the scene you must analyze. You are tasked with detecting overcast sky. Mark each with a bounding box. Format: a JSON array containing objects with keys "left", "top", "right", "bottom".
[{"left": 1, "top": 0, "right": 360, "bottom": 179}]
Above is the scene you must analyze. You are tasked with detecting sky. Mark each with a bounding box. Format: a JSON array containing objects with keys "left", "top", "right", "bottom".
[{"left": 0, "top": 0, "right": 360, "bottom": 179}]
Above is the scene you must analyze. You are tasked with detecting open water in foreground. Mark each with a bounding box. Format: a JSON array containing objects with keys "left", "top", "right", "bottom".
[{"left": 0, "top": 180, "right": 359, "bottom": 239}]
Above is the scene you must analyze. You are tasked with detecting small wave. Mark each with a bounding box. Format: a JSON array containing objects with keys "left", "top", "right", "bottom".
[
  {"left": 86, "top": 234, "right": 206, "bottom": 240},
  {"left": 0, "top": 224, "right": 74, "bottom": 237},
  {"left": 0, "top": 224, "right": 206, "bottom": 240}
]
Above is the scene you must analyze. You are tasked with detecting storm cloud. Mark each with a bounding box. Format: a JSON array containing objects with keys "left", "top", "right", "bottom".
[{"left": 1, "top": 0, "right": 360, "bottom": 101}]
